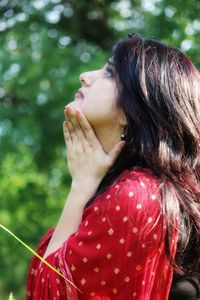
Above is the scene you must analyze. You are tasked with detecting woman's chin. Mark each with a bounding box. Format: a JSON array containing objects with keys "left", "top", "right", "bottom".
[{"left": 65, "top": 100, "right": 83, "bottom": 111}]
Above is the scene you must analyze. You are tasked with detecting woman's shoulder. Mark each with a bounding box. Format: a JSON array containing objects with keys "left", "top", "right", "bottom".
[
  {"left": 86, "top": 166, "right": 161, "bottom": 219},
  {"left": 108, "top": 166, "right": 160, "bottom": 201},
  {"left": 81, "top": 166, "right": 163, "bottom": 248},
  {"left": 114, "top": 166, "right": 158, "bottom": 185}
]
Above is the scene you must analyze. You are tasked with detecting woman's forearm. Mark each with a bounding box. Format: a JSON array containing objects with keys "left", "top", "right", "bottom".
[
  {"left": 43, "top": 180, "right": 99, "bottom": 259},
  {"left": 42, "top": 104, "right": 124, "bottom": 260}
]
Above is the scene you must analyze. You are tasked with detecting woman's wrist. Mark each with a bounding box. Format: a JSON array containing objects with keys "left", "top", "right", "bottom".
[{"left": 71, "top": 177, "right": 101, "bottom": 195}]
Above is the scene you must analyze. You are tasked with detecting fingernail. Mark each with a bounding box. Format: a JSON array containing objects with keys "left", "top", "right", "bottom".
[{"left": 66, "top": 106, "right": 72, "bottom": 112}]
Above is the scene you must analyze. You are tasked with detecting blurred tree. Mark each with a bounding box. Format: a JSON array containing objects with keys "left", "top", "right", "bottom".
[{"left": 0, "top": 0, "right": 199, "bottom": 298}]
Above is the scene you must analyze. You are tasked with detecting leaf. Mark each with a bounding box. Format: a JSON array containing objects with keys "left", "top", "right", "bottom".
[
  {"left": 0, "top": 224, "right": 83, "bottom": 294},
  {"left": 8, "top": 293, "right": 15, "bottom": 300}
]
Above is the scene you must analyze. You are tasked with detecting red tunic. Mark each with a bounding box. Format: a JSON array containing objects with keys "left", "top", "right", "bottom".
[{"left": 26, "top": 167, "right": 178, "bottom": 299}]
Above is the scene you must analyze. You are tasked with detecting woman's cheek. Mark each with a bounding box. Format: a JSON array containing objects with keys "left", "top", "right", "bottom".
[{"left": 84, "top": 107, "right": 112, "bottom": 127}]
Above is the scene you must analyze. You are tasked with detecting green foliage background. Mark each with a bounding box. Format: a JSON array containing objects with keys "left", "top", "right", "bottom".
[{"left": 0, "top": 0, "right": 199, "bottom": 298}]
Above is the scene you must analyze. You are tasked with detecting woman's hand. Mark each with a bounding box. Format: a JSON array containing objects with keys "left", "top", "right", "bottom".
[{"left": 63, "top": 106, "right": 126, "bottom": 187}]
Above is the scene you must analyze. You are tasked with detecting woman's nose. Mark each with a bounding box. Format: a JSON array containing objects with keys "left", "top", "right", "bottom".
[
  {"left": 79, "top": 70, "right": 99, "bottom": 86},
  {"left": 79, "top": 72, "right": 92, "bottom": 86}
]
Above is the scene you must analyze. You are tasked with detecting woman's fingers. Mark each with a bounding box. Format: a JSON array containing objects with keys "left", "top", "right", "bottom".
[
  {"left": 66, "top": 111, "right": 77, "bottom": 139},
  {"left": 64, "top": 107, "right": 88, "bottom": 151},
  {"left": 63, "top": 121, "right": 71, "bottom": 147},
  {"left": 75, "top": 110, "right": 98, "bottom": 145},
  {"left": 64, "top": 106, "right": 101, "bottom": 154}
]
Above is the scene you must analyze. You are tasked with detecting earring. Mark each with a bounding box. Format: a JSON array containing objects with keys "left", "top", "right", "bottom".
[
  {"left": 121, "top": 126, "right": 134, "bottom": 144},
  {"left": 121, "top": 126, "right": 127, "bottom": 141}
]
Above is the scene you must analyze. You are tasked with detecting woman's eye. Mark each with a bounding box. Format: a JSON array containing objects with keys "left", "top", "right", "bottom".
[{"left": 105, "top": 67, "right": 114, "bottom": 78}]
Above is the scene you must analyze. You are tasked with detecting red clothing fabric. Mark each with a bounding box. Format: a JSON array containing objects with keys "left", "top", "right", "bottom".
[{"left": 26, "top": 167, "right": 178, "bottom": 300}]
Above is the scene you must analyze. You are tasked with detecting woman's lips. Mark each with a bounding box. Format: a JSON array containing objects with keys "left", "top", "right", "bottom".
[{"left": 75, "top": 90, "right": 84, "bottom": 99}]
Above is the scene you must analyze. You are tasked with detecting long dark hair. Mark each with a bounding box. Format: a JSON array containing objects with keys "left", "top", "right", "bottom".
[{"left": 84, "top": 33, "right": 200, "bottom": 281}]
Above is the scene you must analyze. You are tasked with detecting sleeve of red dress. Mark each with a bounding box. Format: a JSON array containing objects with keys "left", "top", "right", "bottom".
[
  {"left": 63, "top": 170, "right": 166, "bottom": 299},
  {"left": 26, "top": 227, "right": 80, "bottom": 299},
  {"left": 26, "top": 169, "right": 174, "bottom": 300}
]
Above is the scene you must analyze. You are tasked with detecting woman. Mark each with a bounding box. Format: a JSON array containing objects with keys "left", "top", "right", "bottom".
[{"left": 26, "top": 33, "right": 200, "bottom": 299}]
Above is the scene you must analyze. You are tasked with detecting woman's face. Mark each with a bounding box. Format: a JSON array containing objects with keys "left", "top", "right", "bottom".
[{"left": 66, "top": 62, "right": 125, "bottom": 130}]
